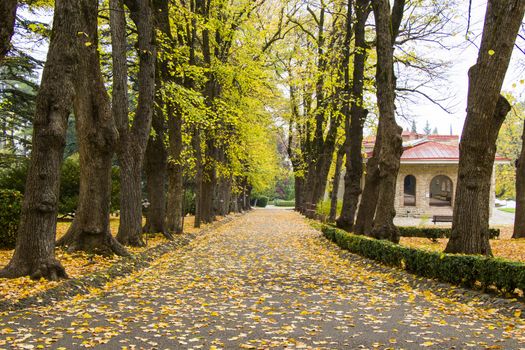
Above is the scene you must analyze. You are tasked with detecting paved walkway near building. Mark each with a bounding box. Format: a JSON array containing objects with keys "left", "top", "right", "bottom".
[
  {"left": 0, "top": 209, "right": 524, "bottom": 349},
  {"left": 394, "top": 207, "right": 515, "bottom": 227}
]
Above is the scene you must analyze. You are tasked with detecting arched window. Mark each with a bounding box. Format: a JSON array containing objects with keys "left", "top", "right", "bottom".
[
  {"left": 429, "top": 175, "right": 453, "bottom": 206},
  {"left": 404, "top": 175, "right": 416, "bottom": 206}
]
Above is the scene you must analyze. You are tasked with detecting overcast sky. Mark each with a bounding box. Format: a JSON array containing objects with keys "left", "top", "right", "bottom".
[{"left": 402, "top": 0, "right": 525, "bottom": 136}]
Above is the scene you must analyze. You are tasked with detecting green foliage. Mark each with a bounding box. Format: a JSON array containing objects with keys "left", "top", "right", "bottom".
[
  {"left": 0, "top": 189, "right": 23, "bottom": 249},
  {"left": 0, "top": 161, "right": 27, "bottom": 193},
  {"left": 315, "top": 199, "right": 342, "bottom": 218},
  {"left": 496, "top": 99, "right": 524, "bottom": 199},
  {"left": 274, "top": 199, "right": 295, "bottom": 207},
  {"left": 320, "top": 224, "right": 525, "bottom": 294},
  {"left": 183, "top": 189, "right": 196, "bottom": 216},
  {"left": 399, "top": 226, "right": 500, "bottom": 240},
  {"left": 0, "top": 156, "right": 121, "bottom": 215},
  {"left": 251, "top": 195, "right": 268, "bottom": 208}
]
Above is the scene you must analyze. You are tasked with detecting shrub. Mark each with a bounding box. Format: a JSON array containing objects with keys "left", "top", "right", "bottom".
[
  {"left": 319, "top": 224, "right": 525, "bottom": 294},
  {"left": 274, "top": 199, "right": 295, "bottom": 207},
  {"left": 399, "top": 226, "right": 500, "bottom": 240},
  {"left": 255, "top": 196, "right": 268, "bottom": 208},
  {"left": 0, "top": 189, "right": 23, "bottom": 249},
  {"left": 183, "top": 189, "right": 196, "bottom": 215},
  {"left": 315, "top": 199, "right": 342, "bottom": 218}
]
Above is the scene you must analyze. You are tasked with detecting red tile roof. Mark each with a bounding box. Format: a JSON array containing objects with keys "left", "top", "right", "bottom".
[
  {"left": 402, "top": 141, "right": 458, "bottom": 160},
  {"left": 365, "top": 139, "right": 509, "bottom": 163}
]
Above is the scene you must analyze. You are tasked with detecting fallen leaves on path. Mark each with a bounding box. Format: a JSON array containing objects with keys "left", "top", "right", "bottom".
[
  {"left": 0, "top": 216, "right": 211, "bottom": 303},
  {"left": 0, "top": 210, "right": 523, "bottom": 349}
]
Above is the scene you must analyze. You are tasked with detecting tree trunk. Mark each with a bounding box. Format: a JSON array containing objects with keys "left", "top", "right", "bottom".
[
  {"left": 354, "top": 126, "right": 383, "bottom": 235},
  {"left": 294, "top": 176, "right": 304, "bottom": 211},
  {"left": 329, "top": 146, "right": 344, "bottom": 222},
  {"left": 369, "top": 0, "right": 404, "bottom": 243},
  {"left": 0, "top": 0, "right": 80, "bottom": 280},
  {"left": 166, "top": 105, "right": 184, "bottom": 233},
  {"left": 337, "top": 0, "right": 370, "bottom": 231},
  {"left": 0, "top": 0, "right": 17, "bottom": 61},
  {"left": 193, "top": 129, "right": 203, "bottom": 227},
  {"left": 513, "top": 121, "right": 525, "bottom": 238},
  {"left": 143, "top": 77, "right": 168, "bottom": 234},
  {"left": 116, "top": 0, "right": 156, "bottom": 247},
  {"left": 57, "top": 0, "right": 127, "bottom": 257},
  {"left": 445, "top": 0, "right": 524, "bottom": 255}
]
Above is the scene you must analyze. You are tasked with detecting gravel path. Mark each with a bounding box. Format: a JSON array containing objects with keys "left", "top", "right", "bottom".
[{"left": 0, "top": 209, "right": 523, "bottom": 349}]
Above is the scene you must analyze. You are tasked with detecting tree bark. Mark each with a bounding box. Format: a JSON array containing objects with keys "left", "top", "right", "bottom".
[
  {"left": 115, "top": 0, "right": 156, "bottom": 247},
  {"left": 369, "top": 0, "right": 404, "bottom": 243},
  {"left": 445, "top": 0, "right": 524, "bottom": 255},
  {"left": 329, "top": 146, "right": 344, "bottom": 222},
  {"left": 294, "top": 176, "right": 304, "bottom": 211},
  {"left": 57, "top": 0, "right": 127, "bottom": 257},
  {"left": 354, "top": 127, "right": 382, "bottom": 235},
  {"left": 513, "top": 121, "right": 525, "bottom": 238},
  {"left": 0, "top": 0, "right": 17, "bottom": 61},
  {"left": 143, "top": 75, "right": 168, "bottom": 234},
  {"left": 337, "top": 0, "right": 371, "bottom": 231},
  {"left": 152, "top": 0, "right": 184, "bottom": 235},
  {"left": 0, "top": 0, "right": 78, "bottom": 280},
  {"left": 166, "top": 104, "right": 184, "bottom": 233}
]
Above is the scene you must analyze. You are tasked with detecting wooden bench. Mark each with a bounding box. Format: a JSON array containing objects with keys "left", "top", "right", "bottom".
[{"left": 432, "top": 215, "right": 453, "bottom": 224}]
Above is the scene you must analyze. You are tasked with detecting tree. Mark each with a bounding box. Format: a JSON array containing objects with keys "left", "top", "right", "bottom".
[
  {"left": 369, "top": 0, "right": 404, "bottom": 243},
  {"left": 112, "top": 0, "right": 157, "bottom": 246},
  {"left": 329, "top": 145, "right": 344, "bottom": 222},
  {"left": 1, "top": 0, "right": 105, "bottom": 279},
  {"left": 432, "top": 126, "right": 438, "bottom": 134},
  {"left": 336, "top": 0, "right": 371, "bottom": 231},
  {"left": 56, "top": 0, "right": 128, "bottom": 256},
  {"left": 445, "top": 0, "right": 525, "bottom": 255},
  {"left": 411, "top": 120, "right": 417, "bottom": 133},
  {"left": 354, "top": 0, "right": 405, "bottom": 238},
  {"left": 423, "top": 120, "right": 431, "bottom": 135},
  {"left": 513, "top": 116, "right": 525, "bottom": 238},
  {"left": 0, "top": 0, "right": 17, "bottom": 61}
]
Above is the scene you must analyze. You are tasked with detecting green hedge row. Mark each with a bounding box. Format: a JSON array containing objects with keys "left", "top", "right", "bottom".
[
  {"left": 274, "top": 200, "right": 295, "bottom": 207},
  {"left": 399, "top": 226, "right": 500, "bottom": 240},
  {"left": 0, "top": 189, "right": 23, "bottom": 249},
  {"left": 320, "top": 225, "right": 525, "bottom": 294}
]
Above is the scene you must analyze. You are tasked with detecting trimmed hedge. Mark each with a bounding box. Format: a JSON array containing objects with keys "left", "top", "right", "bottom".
[
  {"left": 399, "top": 226, "right": 500, "bottom": 240},
  {"left": 320, "top": 224, "right": 525, "bottom": 294},
  {"left": 252, "top": 196, "right": 268, "bottom": 208},
  {"left": 274, "top": 200, "right": 295, "bottom": 207},
  {"left": 0, "top": 189, "right": 23, "bottom": 249}
]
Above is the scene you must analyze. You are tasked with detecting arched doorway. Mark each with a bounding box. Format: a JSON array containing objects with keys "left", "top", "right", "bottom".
[
  {"left": 429, "top": 175, "right": 453, "bottom": 206},
  {"left": 404, "top": 175, "right": 416, "bottom": 206}
]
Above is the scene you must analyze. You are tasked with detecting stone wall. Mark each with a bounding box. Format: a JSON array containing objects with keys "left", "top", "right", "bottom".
[
  {"left": 395, "top": 164, "right": 457, "bottom": 217},
  {"left": 336, "top": 163, "right": 496, "bottom": 218}
]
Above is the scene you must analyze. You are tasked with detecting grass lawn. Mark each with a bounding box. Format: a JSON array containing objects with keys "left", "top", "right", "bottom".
[
  {"left": 498, "top": 207, "right": 516, "bottom": 214},
  {"left": 400, "top": 230, "right": 525, "bottom": 263}
]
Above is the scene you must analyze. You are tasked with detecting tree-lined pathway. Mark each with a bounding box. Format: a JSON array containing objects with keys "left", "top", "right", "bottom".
[{"left": 0, "top": 209, "right": 524, "bottom": 349}]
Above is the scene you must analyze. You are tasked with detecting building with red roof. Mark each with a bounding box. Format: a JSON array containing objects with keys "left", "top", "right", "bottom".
[{"left": 336, "top": 132, "right": 509, "bottom": 217}]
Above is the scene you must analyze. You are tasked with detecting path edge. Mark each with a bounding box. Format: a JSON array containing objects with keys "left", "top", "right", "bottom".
[{"left": 0, "top": 212, "right": 245, "bottom": 312}]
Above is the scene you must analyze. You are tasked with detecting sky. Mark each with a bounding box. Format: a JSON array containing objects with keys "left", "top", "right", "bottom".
[{"left": 401, "top": 0, "right": 525, "bottom": 136}]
